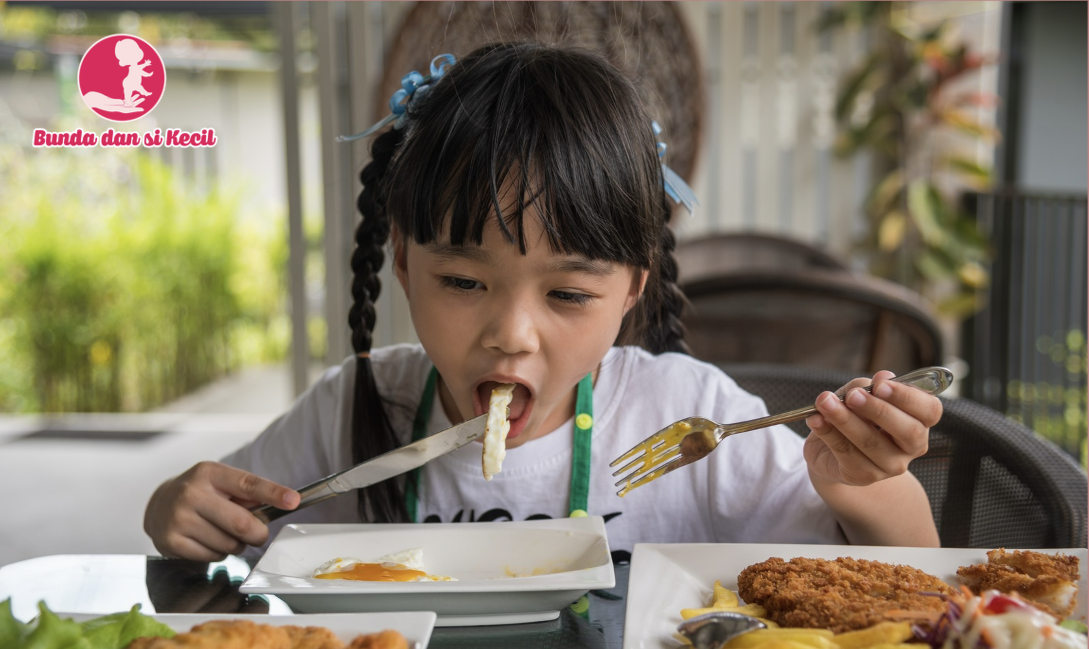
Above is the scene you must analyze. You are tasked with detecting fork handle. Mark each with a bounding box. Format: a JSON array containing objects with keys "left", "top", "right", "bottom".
[{"left": 725, "top": 366, "right": 954, "bottom": 435}]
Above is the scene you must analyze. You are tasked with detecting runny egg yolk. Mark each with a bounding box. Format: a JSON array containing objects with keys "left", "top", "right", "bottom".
[{"left": 314, "top": 562, "right": 428, "bottom": 582}]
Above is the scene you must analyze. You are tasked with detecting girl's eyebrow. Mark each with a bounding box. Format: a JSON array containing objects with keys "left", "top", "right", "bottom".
[
  {"left": 547, "top": 258, "right": 616, "bottom": 277},
  {"left": 425, "top": 242, "right": 615, "bottom": 277},
  {"left": 424, "top": 242, "right": 492, "bottom": 263}
]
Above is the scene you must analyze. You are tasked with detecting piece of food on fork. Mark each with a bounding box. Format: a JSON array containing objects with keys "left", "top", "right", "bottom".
[{"left": 482, "top": 383, "right": 515, "bottom": 481}]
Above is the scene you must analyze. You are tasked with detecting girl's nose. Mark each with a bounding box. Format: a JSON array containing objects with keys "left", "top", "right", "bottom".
[{"left": 481, "top": 298, "right": 541, "bottom": 356}]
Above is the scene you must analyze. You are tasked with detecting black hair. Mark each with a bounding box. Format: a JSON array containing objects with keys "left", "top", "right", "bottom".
[{"left": 347, "top": 41, "right": 689, "bottom": 523}]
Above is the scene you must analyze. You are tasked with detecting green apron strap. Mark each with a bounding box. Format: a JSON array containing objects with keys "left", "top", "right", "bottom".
[
  {"left": 406, "top": 365, "right": 439, "bottom": 523},
  {"left": 569, "top": 372, "right": 594, "bottom": 516}
]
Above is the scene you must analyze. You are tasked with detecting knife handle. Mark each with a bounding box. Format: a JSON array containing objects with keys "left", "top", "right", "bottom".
[{"left": 250, "top": 478, "right": 339, "bottom": 524}]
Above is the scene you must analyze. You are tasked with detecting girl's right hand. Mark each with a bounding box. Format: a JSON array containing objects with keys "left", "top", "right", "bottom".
[{"left": 144, "top": 461, "right": 300, "bottom": 561}]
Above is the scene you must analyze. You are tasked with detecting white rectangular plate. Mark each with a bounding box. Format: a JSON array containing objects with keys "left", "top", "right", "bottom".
[
  {"left": 240, "top": 517, "right": 615, "bottom": 626},
  {"left": 623, "top": 544, "right": 1088, "bottom": 649},
  {"left": 62, "top": 611, "right": 436, "bottom": 647}
]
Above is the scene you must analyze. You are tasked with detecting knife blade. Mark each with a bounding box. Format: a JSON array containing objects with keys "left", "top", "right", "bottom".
[{"left": 250, "top": 413, "right": 488, "bottom": 524}]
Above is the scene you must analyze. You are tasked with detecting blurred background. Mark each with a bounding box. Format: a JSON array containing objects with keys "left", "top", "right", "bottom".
[{"left": 0, "top": 1, "right": 1085, "bottom": 565}]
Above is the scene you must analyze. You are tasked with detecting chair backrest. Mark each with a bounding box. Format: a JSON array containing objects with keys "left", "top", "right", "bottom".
[
  {"left": 676, "top": 237, "right": 944, "bottom": 375},
  {"left": 720, "top": 363, "right": 1089, "bottom": 549}
]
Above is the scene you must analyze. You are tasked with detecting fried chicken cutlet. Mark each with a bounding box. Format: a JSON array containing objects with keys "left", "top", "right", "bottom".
[
  {"left": 737, "top": 556, "right": 954, "bottom": 633},
  {"left": 126, "top": 619, "right": 408, "bottom": 649},
  {"left": 956, "top": 548, "right": 1079, "bottom": 619}
]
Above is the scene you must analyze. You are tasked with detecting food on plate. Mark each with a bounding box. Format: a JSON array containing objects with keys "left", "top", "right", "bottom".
[
  {"left": 716, "top": 621, "right": 919, "bottom": 649},
  {"left": 313, "top": 547, "right": 455, "bottom": 582},
  {"left": 916, "top": 587, "right": 1086, "bottom": 649},
  {"left": 679, "top": 579, "right": 776, "bottom": 624},
  {"left": 737, "top": 556, "right": 954, "bottom": 633},
  {"left": 0, "top": 600, "right": 410, "bottom": 649},
  {"left": 1, "top": 599, "right": 175, "bottom": 649},
  {"left": 482, "top": 383, "right": 515, "bottom": 480},
  {"left": 126, "top": 619, "right": 408, "bottom": 649},
  {"left": 957, "top": 549, "right": 1080, "bottom": 619}
]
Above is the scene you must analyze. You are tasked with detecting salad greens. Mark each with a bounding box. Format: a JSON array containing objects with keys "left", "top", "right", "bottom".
[{"left": 0, "top": 599, "right": 175, "bottom": 649}]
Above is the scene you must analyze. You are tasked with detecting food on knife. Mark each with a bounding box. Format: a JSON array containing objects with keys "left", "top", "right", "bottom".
[
  {"left": 126, "top": 619, "right": 408, "bottom": 649},
  {"left": 482, "top": 383, "right": 515, "bottom": 480},
  {"left": 736, "top": 556, "right": 954, "bottom": 633},
  {"left": 956, "top": 549, "right": 1080, "bottom": 619},
  {"left": 313, "top": 548, "right": 455, "bottom": 582}
]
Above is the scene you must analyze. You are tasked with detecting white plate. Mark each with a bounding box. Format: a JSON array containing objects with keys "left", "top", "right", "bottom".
[
  {"left": 623, "top": 543, "right": 1089, "bottom": 649},
  {"left": 240, "top": 516, "right": 615, "bottom": 626},
  {"left": 62, "top": 612, "right": 436, "bottom": 647}
]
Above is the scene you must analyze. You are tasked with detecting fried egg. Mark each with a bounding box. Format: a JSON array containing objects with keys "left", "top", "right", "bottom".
[
  {"left": 313, "top": 548, "right": 455, "bottom": 582},
  {"left": 482, "top": 383, "right": 515, "bottom": 481}
]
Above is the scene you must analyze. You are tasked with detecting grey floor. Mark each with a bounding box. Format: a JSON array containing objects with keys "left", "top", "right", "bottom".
[{"left": 0, "top": 365, "right": 306, "bottom": 568}]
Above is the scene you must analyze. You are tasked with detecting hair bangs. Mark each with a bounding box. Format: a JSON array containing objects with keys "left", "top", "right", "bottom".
[{"left": 385, "top": 43, "right": 664, "bottom": 270}]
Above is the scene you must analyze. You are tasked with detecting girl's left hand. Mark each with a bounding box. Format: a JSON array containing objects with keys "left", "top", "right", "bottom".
[{"left": 802, "top": 370, "right": 943, "bottom": 487}]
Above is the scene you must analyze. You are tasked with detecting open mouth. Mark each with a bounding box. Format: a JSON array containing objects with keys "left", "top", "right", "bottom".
[{"left": 475, "top": 381, "right": 533, "bottom": 439}]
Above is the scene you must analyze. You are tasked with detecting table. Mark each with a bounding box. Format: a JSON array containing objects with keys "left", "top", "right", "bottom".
[{"left": 0, "top": 555, "right": 631, "bottom": 648}]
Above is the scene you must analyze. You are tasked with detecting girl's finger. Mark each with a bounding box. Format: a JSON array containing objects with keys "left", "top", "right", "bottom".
[
  {"left": 869, "top": 375, "right": 944, "bottom": 429},
  {"left": 192, "top": 495, "right": 271, "bottom": 549},
  {"left": 205, "top": 463, "right": 300, "bottom": 511},
  {"left": 812, "top": 390, "right": 905, "bottom": 479},
  {"left": 842, "top": 386, "right": 930, "bottom": 458}
]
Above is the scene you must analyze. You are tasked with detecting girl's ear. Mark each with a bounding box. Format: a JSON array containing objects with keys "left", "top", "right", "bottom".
[
  {"left": 624, "top": 269, "right": 650, "bottom": 315},
  {"left": 392, "top": 226, "right": 410, "bottom": 295}
]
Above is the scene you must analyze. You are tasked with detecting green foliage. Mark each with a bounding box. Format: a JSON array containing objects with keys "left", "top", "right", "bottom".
[
  {"left": 820, "top": 2, "right": 995, "bottom": 319},
  {"left": 1006, "top": 329, "right": 1089, "bottom": 467},
  {"left": 0, "top": 133, "right": 288, "bottom": 413}
]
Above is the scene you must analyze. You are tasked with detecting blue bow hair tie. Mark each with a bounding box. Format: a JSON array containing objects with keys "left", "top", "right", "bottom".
[
  {"left": 653, "top": 121, "right": 699, "bottom": 216},
  {"left": 337, "top": 54, "right": 457, "bottom": 142}
]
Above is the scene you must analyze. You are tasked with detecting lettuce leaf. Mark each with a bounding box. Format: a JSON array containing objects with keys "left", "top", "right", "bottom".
[{"left": 0, "top": 600, "right": 174, "bottom": 649}]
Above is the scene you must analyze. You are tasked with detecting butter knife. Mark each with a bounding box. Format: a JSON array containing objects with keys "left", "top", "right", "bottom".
[{"left": 250, "top": 413, "right": 488, "bottom": 524}]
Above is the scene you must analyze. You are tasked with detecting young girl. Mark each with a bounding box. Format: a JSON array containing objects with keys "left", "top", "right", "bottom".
[{"left": 144, "top": 42, "right": 942, "bottom": 562}]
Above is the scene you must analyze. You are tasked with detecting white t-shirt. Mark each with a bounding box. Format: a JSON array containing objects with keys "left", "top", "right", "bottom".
[{"left": 222, "top": 344, "right": 846, "bottom": 557}]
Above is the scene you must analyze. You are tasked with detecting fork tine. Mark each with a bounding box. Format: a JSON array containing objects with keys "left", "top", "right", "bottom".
[
  {"left": 614, "top": 454, "right": 688, "bottom": 496},
  {"left": 610, "top": 441, "right": 681, "bottom": 478},
  {"left": 610, "top": 428, "right": 673, "bottom": 467},
  {"left": 613, "top": 445, "right": 683, "bottom": 488}
]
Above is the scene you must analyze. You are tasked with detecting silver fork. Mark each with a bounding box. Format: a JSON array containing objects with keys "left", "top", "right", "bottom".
[{"left": 610, "top": 366, "right": 953, "bottom": 496}]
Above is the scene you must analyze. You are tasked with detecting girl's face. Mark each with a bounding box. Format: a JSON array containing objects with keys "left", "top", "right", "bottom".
[{"left": 393, "top": 205, "right": 647, "bottom": 449}]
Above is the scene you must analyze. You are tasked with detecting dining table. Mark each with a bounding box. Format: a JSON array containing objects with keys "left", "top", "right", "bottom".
[{"left": 0, "top": 553, "right": 631, "bottom": 648}]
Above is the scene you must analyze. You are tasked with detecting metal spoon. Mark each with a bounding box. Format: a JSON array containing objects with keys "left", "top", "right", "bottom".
[{"left": 677, "top": 611, "right": 767, "bottom": 649}]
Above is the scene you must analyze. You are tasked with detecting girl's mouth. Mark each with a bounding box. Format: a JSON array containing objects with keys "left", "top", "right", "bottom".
[{"left": 475, "top": 381, "right": 533, "bottom": 439}]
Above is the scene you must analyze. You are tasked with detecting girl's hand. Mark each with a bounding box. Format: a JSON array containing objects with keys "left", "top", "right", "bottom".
[
  {"left": 144, "top": 462, "right": 300, "bottom": 561},
  {"left": 802, "top": 371, "right": 943, "bottom": 487}
]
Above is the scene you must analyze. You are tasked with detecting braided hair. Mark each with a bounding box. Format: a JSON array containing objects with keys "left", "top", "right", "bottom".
[{"left": 347, "top": 42, "right": 688, "bottom": 523}]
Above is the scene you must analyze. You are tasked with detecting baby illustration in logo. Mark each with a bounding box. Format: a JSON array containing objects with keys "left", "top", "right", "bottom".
[
  {"left": 116, "top": 39, "right": 154, "bottom": 106},
  {"left": 79, "top": 34, "right": 165, "bottom": 122}
]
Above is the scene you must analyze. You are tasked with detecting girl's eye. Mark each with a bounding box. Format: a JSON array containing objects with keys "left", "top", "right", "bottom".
[
  {"left": 550, "top": 290, "right": 593, "bottom": 306},
  {"left": 441, "top": 276, "right": 483, "bottom": 292}
]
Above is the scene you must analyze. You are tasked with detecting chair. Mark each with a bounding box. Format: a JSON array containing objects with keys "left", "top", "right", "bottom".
[
  {"left": 675, "top": 234, "right": 944, "bottom": 376},
  {"left": 719, "top": 363, "right": 1089, "bottom": 549}
]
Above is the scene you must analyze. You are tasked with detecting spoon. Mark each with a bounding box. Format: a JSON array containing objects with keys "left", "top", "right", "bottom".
[{"left": 676, "top": 611, "right": 767, "bottom": 649}]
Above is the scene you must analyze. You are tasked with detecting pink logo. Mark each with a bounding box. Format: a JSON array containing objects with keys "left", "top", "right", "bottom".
[{"left": 78, "top": 34, "right": 165, "bottom": 122}]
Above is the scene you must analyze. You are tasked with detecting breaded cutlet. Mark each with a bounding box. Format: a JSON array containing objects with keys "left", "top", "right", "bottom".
[{"left": 737, "top": 556, "right": 954, "bottom": 633}]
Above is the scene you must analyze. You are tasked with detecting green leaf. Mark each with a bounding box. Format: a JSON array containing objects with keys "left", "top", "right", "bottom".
[
  {"left": 1059, "top": 619, "right": 1088, "bottom": 634},
  {"left": 834, "top": 112, "right": 897, "bottom": 156},
  {"left": 915, "top": 249, "right": 956, "bottom": 282},
  {"left": 940, "top": 110, "right": 1000, "bottom": 141},
  {"left": 945, "top": 156, "right": 993, "bottom": 190},
  {"left": 867, "top": 170, "right": 905, "bottom": 216},
  {"left": 0, "top": 599, "right": 31, "bottom": 648},
  {"left": 81, "top": 604, "right": 175, "bottom": 649},
  {"left": 21, "top": 602, "right": 90, "bottom": 649},
  {"left": 907, "top": 181, "right": 948, "bottom": 246},
  {"left": 938, "top": 291, "right": 984, "bottom": 318},
  {"left": 835, "top": 53, "right": 883, "bottom": 122}
]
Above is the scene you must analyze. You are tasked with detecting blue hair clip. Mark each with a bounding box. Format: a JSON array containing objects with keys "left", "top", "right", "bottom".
[
  {"left": 652, "top": 121, "right": 699, "bottom": 216},
  {"left": 337, "top": 54, "right": 457, "bottom": 143}
]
